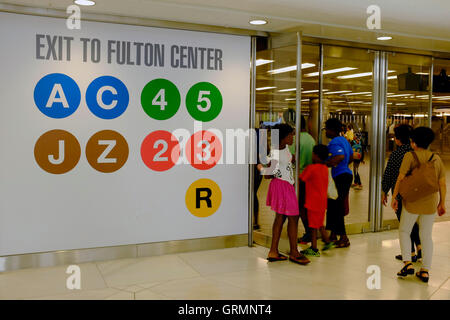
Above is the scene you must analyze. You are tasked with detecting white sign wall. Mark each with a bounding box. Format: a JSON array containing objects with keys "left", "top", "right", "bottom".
[{"left": 0, "top": 12, "right": 250, "bottom": 255}]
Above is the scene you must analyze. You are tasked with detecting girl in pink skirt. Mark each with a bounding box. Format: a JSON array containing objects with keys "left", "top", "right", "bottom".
[{"left": 258, "top": 124, "right": 310, "bottom": 265}]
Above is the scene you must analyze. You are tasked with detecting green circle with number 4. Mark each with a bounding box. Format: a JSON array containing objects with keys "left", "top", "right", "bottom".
[
  {"left": 141, "top": 79, "right": 181, "bottom": 120},
  {"left": 186, "top": 82, "right": 222, "bottom": 122}
]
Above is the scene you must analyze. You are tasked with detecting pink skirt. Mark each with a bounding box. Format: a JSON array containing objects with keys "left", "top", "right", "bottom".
[{"left": 266, "top": 178, "right": 299, "bottom": 216}]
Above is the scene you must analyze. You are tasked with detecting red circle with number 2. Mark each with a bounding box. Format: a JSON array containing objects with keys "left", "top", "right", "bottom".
[{"left": 141, "top": 130, "right": 180, "bottom": 172}]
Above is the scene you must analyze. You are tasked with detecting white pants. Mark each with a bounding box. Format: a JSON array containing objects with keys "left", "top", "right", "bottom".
[{"left": 399, "top": 207, "right": 436, "bottom": 270}]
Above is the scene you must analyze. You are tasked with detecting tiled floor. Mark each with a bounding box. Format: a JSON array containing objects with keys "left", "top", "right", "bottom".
[{"left": 0, "top": 221, "right": 448, "bottom": 300}]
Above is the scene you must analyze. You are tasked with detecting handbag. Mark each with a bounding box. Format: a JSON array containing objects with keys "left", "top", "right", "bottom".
[
  {"left": 327, "top": 168, "right": 338, "bottom": 200},
  {"left": 398, "top": 152, "right": 439, "bottom": 202}
]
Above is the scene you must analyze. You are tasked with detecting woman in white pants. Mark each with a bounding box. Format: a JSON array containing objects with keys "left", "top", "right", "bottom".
[{"left": 391, "top": 126, "right": 446, "bottom": 283}]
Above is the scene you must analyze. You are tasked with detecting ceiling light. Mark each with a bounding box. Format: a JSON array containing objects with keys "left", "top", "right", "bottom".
[
  {"left": 325, "top": 90, "right": 352, "bottom": 95},
  {"left": 348, "top": 101, "right": 364, "bottom": 104},
  {"left": 387, "top": 75, "right": 397, "bottom": 80},
  {"left": 377, "top": 36, "right": 392, "bottom": 41},
  {"left": 396, "top": 103, "right": 406, "bottom": 105},
  {"left": 338, "top": 70, "right": 395, "bottom": 79},
  {"left": 74, "top": 0, "right": 95, "bottom": 5},
  {"left": 337, "top": 72, "right": 372, "bottom": 79},
  {"left": 249, "top": 19, "right": 267, "bottom": 25},
  {"left": 303, "top": 89, "right": 328, "bottom": 94},
  {"left": 416, "top": 72, "right": 429, "bottom": 75},
  {"left": 343, "top": 92, "right": 372, "bottom": 96},
  {"left": 388, "top": 94, "right": 414, "bottom": 98},
  {"left": 256, "top": 86, "right": 276, "bottom": 91},
  {"left": 268, "top": 63, "right": 315, "bottom": 74},
  {"left": 278, "top": 88, "right": 296, "bottom": 93},
  {"left": 256, "top": 59, "right": 274, "bottom": 66},
  {"left": 333, "top": 101, "right": 346, "bottom": 103},
  {"left": 305, "top": 67, "right": 357, "bottom": 77}
]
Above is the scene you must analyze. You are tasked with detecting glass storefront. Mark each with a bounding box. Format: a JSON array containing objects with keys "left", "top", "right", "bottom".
[{"left": 252, "top": 36, "right": 450, "bottom": 244}]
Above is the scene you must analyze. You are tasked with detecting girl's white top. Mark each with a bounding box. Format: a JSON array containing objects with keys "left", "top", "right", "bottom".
[{"left": 267, "top": 146, "right": 295, "bottom": 185}]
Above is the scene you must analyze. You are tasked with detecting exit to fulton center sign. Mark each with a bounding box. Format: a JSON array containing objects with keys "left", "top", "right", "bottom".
[{"left": 0, "top": 12, "right": 250, "bottom": 256}]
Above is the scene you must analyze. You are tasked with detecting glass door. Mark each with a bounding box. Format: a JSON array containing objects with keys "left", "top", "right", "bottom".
[
  {"left": 381, "top": 53, "right": 432, "bottom": 227},
  {"left": 320, "top": 45, "right": 376, "bottom": 233},
  {"left": 431, "top": 58, "right": 450, "bottom": 223},
  {"left": 252, "top": 39, "right": 321, "bottom": 244}
]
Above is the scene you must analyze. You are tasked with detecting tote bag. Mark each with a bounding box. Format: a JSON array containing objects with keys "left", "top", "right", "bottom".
[{"left": 327, "top": 168, "right": 338, "bottom": 200}]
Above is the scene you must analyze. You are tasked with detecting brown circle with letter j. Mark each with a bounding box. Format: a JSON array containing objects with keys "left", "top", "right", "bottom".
[{"left": 34, "top": 129, "right": 81, "bottom": 174}]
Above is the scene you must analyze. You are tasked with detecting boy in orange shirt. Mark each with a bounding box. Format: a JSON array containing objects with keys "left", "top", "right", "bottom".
[{"left": 299, "top": 144, "right": 335, "bottom": 256}]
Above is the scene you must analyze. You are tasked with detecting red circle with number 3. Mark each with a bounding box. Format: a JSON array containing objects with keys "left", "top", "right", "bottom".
[
  {"left": 186, "top": 130, "right": 222, "bottom": 170},
  {"left": 141, "top": 130, "right": 180, "bottom": 172}
]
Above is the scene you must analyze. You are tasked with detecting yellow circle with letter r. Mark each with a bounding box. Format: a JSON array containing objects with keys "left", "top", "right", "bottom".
[{"left": 185, "top": 179, "right": 222, "bottom": 218}]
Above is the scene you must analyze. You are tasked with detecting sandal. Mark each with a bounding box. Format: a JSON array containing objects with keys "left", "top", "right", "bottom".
[
  {"left": 289, "top": 254, "right": 311, "bottom": 265},
  {"left": 416, "top": 270, "right": 429, "bottom": 283},
  {"left": 397, "top": 263, "right": 414, "bottom": 278},
  {"left": 267, "top": 254, "right": 288, "bottom": 262},
  {"left": 335, "top": 239, "right": 350, "bottom": 248}
]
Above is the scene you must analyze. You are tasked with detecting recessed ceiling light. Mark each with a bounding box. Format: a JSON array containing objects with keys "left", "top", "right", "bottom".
[
  {"left": 256, "top": 86, "right": 276, "bottom": 91},
  {"left": 256, "top": 59, "right": 274, "bottom": 66},
  {"left": 377, "top": 36, "right": 392, "bottom": 41},
  {"left": 324, "top": 90, "right": 352, "bottom": 95},
  {"left": 305, "top": 67, "right": 357, "bottom": 77},
  {"left": 74, "top": 0, "right": 96, "bottom": 6},
  {"left": 249, "top": 19, "right": 267, "bottom": 25},
  {"left": 268, "top": 63, "right": 315, "bottom": 74}
]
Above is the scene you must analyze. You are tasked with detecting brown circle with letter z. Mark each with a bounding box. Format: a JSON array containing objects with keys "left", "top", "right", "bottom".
[{"left": 85, "top": 130, "right": 129, "bottom": 173}]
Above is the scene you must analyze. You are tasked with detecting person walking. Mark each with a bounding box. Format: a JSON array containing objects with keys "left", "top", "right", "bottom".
[
  {"left": 324, "top": 118, "right": 353, "bottom": 248},
  {"left": 381, "top": 124, "right": 422, "bottom": 262},
  {"left": 299, "top": 144, "right": 335, "bottom": 256},
  {"left": 392, "top": 127, "right": 446, "bottom": 283},
  {"left": 351, "top": 134, "right": 364, "bottom": 190},
  {"left": 297, "top": 116, "right": 316, "bottom": 245}
]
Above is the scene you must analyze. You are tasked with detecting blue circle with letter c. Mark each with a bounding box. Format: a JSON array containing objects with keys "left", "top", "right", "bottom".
[
  {"left": 86, "top": 76, "right": 129, "bottom": 119},
  {"left": 34, "top": 73, "right": 81, "bottom": 119}
]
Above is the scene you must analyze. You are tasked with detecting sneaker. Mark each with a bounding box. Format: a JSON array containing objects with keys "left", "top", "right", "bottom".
[
  {"left": 301, "top": 247, "right": 320, "bottom": 257},
  {"left": 298, "top": 234, "right": 311, "bottom": 244},
  {"left": 322, "top": 242, "right": 335, "bottom": 251}
]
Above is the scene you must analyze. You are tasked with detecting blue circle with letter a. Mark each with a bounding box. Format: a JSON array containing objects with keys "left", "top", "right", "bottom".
[
  {"left": 86, "top": 76, "right": 129, "bottom": 119},
  {"left": 34, "top": 73, "right": 81, "bottom": 119}
]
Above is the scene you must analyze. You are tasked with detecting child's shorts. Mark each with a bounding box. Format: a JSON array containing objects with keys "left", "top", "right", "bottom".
[{"left": 307, "top": 209, "right": 326, "bottom": 229}]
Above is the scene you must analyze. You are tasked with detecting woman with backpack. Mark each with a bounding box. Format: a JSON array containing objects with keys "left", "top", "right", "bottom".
[{"left": 391, "top": 127, "right": 447, "bottom": 283}]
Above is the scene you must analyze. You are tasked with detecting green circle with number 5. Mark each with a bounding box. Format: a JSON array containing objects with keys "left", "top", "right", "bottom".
[
  {"left": 186, "top": 82, "right": 222, "bottom": 122},
  {"left": 141, "top": 79, "right": 181, "bottom": 120}
]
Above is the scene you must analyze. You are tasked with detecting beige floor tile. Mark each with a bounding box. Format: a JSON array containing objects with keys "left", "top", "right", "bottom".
[
  {"left": 441, "top": 278, "right": 450, "bottom": 290},
  {"left": 96, "top": 255, "right": 200, "bottom": 287},
  {"left": 429, "top": 288, "right": 450, "bottom": 300},
  {"left": 0, "top": 263, "right": 107, "bottom": 300},
  {"left": 205, "top": 268, "right": 347, "bottom": 300},
  {"left": 135, "top": 281, "right": 166, "bottom": 289},
  {"left": 111, "top": 285, "right": 147, "bottom": 293},
  {"left": 135, "top": 289, "right": 172, "bottom": 300},
  {"left": 104, "top": 291, "right": 134, "bottom": 300},
  {"left": 149, "top": 276, "right": 275, "bottom": 300},
  {"left": 178, "top": 247, "right": 269, "bottom": 276},
  {"left": 29, "top": 288, "right": 121, "bottom": 300}
]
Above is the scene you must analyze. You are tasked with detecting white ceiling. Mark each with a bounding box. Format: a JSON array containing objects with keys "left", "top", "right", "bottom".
[{"left": 2, "top": 0, "right": 450, "bottom": 50}]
